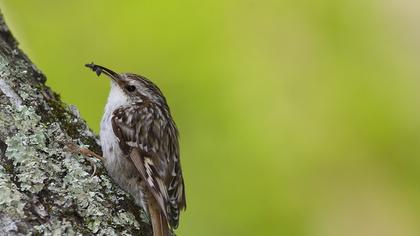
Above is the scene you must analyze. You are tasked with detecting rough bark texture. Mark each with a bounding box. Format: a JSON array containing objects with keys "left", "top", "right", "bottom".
[{"left": 0, "top": 12, "right": 152, "bottom": 236}]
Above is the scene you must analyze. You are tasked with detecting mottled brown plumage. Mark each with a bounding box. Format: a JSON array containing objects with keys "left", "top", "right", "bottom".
[{"left": 85, "top": 63, "right": 186, "bottom": 236}]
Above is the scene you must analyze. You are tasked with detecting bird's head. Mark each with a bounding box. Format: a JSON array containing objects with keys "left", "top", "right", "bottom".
[{"left": 85, "top": 63, "right": 167, "bottom": 105}]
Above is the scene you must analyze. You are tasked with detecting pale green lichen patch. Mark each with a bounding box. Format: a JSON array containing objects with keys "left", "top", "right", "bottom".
[
  {"left": 5, "top": 106, "right": 49, "bottom": 194},
  {"left": 116, "top": 210, "right": 141, "bottom": 227},
  {"left": 60, "top": 154, "right": 105, "bottom": 214},
  {"left": 98, "top": 227, "right": 120, "bottom": 236},
  {"left": 59, "top": 153, "right": 142, "bottom": 233},
  {"left": 33, "top": 218, "right": 75, "bottom": 236},
  {"left": 86, "top": 218, "right": 102, "bottom": 233},
  {"left": 0, "top": 53, "right": 8, "bottom": 71},
  {"left": 0, "top": 166, "right": 25, "bottom": 218}
]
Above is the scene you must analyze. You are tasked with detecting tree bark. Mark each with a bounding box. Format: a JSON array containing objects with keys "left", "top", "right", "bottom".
[{"left": 0, "top": 11, "right": 152, "bottom": 236}]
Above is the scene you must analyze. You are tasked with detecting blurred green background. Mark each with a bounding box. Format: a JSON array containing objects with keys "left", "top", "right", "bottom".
[{"left": 2, "top": 0, "right": 420, "bottom": 235}]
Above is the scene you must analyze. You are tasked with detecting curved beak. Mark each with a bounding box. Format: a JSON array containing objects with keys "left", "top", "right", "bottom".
[{"left": 85, "top": 63, "right": 124, "bottom": 86}]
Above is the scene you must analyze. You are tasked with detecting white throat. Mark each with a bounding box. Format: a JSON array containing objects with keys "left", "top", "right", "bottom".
[
  {"left": 100, "top": 81, "right": 129, "bottom": 164},
  {"left": 104, "top": 81, "right": 129, "bottom": 114}
]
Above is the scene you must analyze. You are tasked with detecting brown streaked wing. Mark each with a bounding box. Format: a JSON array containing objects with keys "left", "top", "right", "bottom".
[{"left": 111, "top": 102, "right": 185, "bottom": 229}]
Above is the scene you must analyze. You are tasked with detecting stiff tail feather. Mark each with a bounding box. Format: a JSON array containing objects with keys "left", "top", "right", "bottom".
[{"left": 149, "top": 199, "right": 171, "bottom": 236}]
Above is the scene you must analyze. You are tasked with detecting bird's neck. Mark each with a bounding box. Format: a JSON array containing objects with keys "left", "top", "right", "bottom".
[{"left": 104, "top": 82, "right": 129, "bottom": 114}]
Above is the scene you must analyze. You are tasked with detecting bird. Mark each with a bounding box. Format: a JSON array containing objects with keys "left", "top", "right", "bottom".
[{"left": 85, "top": 63, "right": 186, "bottom": 236}]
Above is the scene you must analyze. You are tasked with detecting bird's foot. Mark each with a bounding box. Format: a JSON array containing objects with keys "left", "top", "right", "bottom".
[{"left": 65, "top": 142, "right": 104, "bottom": 176}]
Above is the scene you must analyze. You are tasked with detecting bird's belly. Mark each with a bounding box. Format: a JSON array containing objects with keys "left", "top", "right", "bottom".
[{"left": 100, "top": 116, "right": 147, "bottom": 209}]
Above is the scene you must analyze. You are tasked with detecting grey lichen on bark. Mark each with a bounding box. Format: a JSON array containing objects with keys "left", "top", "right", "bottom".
[{"left": 0, "top": 11, "right": 152, "bottom": 236}]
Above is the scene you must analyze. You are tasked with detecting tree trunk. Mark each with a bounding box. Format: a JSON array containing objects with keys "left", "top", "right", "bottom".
[{"left": 0, "top": 11, "right": 152, "bottom": 236}]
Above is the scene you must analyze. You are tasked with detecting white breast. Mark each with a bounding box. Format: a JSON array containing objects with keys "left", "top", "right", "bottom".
[{"left": 100, "top": 82, "right": 128, "bottom": 166}]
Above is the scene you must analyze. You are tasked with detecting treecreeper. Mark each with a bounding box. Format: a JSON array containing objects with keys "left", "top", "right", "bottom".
[{"left": 85, "top": 63, "right": 186, "bottom": 236}]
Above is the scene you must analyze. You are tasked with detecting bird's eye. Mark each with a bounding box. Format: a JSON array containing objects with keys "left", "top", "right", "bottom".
[{"left": 126, "top": 85, "right": 136, "bottom": 92}]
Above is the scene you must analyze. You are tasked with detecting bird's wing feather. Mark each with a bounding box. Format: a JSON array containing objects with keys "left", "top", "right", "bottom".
[{"left": 112, "top": 102, "right": 185, "bottom": 229}]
